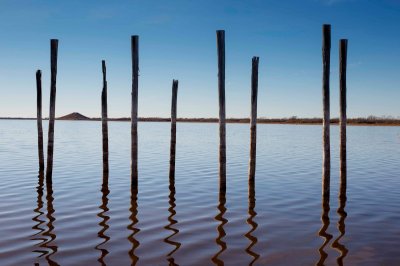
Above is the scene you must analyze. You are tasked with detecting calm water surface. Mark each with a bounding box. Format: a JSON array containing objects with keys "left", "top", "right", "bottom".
[{"left": 0, "top": 120, "right": 399, "bottom": 265}]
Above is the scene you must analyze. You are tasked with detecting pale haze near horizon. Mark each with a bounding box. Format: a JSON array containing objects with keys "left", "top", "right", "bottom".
[{"left": 0, "top": 0, "right": 399, "bottom": 119}]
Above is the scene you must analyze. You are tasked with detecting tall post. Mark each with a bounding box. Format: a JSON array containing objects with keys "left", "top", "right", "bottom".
[
  {"left": 248, "top": 57, "right": 259, "bottom": 184},
  {"left": 322, "top": 24, "right": 331, "bottom": 201},
  {"left": 101, "top": 60, "right": 109, "bottom": 175},
  {"left": 36, "top": 70, "right": 44, "bottom": 172},
  {"left": 131, "top": 35, "right": 139, "bottom": 189},
  {"left": 216, "top": 30, "right": 226, "bottom": 192},
  {"left": 46, "top": 39, "right": 59, "bottom": 181},
  {"left": 169, "top": 80, "right": 179, "bottom": 179},
  {"left": 339, "top": 39, "right": 348, "bottom": 200}
]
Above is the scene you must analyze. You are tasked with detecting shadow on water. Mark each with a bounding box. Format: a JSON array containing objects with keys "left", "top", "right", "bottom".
[
  {"left": 164, "top": 172, "right": 181, "bottom": 265},
  {"left": 245, "top": 180, "right": 260, "bottom": 265},
  {"left": 95, "top": 172, "right": 111, "bottom": 265},
  {"left": 127, "top": 188, "right": 140, "bottom": 265},
  {"left": 331, "top": 169, "right": 348, "bottom": 265},
  {"left": 211, "top": 185, "right": 227, "bottom": 265}
]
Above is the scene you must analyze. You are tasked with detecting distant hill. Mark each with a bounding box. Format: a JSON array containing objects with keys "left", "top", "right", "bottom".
[
  {"left": 57, "top": 112, "right": 90, "bottom": 120},
  {"left": 1, "top": 114, "right": 399, "bottom": 126}
]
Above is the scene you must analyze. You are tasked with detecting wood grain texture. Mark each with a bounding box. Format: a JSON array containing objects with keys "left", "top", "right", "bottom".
[
  {"left": 339, "top": 39, "right": 348, "bottom": 200},
  {"left": 322, "top": 25, "right": 331, "bottom": 201},
  {"left": 248, "top": 57, "right": 259, "bottom": 183},
  {"left": 36, "top": 70, "right": 44, "bottom": 172},
  {"left": 101, "top": 60, "right": 109, "bottom": 175},
  {"left": 217, "top": 30, "right": 226, "bottom": 193},
  {"left": 169, "top": 80, "right": 179, "bottom": 179},
  {"left": 131, "top": 35, "right": 139, "bottom": 189},
  {"left": 46, "top": 39, "right": 58, "bottom": 182}
]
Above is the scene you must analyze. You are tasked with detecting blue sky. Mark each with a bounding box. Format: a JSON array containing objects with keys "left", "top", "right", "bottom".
[{"left": 0, "top": 0, "right": 399, "bottom": 118}]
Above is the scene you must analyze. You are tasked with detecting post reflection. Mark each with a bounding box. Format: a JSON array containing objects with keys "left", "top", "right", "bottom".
[
  {"left": 316, "top": 195, "right": 332, "bottom": 266},
  {"left": 211, "top": 186, "right": 227, "bottom": 265},
  {"left": 331, "top": 169, "right": 348, "bottom": 265},
  {"left": 128, "top": 188, "right": 140, "bottom": 265},
  {"left": 41, "top": 180, "right": 59, "bottom": 265},
  {"left": 245, "top": 180, "right": 259, "bottom": 265},
  {"left": 164, "top": 172, "right": 181, "bottom": 265},
  {"left": 31, "top": 171, "right": 47, "bottom": 258},
  {"left": 95, "top": 172, "right": 110, "bottom": 265}
]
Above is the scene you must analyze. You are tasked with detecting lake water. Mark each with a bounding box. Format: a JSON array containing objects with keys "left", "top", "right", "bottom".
[{"left": 0, "top": 120, "right": 399, "bottom": 265}]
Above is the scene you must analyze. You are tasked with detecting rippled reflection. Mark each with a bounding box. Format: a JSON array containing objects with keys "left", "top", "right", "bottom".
[
  {"left": 245, "top": 180, "right": 259, "bottom": 265},
  {"left": 316, "top": 195, "right": 332, "bottom": 266},
  {"left": 31, "top": 171, "right": 47, "bottom": 258},
  {"left": 128, "top": 188, "right": 140, "bottom": 264},
  {"left": 332, "top": 168, "right": 348, "bottom": 265},
  {"left": 211, "top": 187, "right": 227, "bottom": 265},
  {"left": 95, "top": 172, "right": 110, "bottom": 265},
  {"left": 164, "top": 173, "right": 181, "bottom": 265},
  {"left": 331, "top": 197, "right": 348, "bottom": 266},
  {"left": 41, "top": 181, "right": 59, "bottom": 265}
]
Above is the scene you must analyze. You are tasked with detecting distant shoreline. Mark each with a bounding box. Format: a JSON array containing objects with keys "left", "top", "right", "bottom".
[{"left": 1, "top": 117, "right": 400, "bottom": 126}]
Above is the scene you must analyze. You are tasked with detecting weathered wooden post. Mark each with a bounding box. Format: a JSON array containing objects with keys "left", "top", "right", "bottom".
[
  {"left": 101, "top": 60, "right": 109, "bottom": 175},
  {"left": 131, "top": 35, "right": 139, "bottom": 189},
  {"left": 169, "top": 80, "right": 179, "bottom": 179},
  {"left": 339, "top": 39, "right": 348, "bottom": 200},
  {"left": 322, "top": 24, "right": 331, "bottom": 201},
  {"left": 46, "top": 39, "right": 58, "bottom": 181},
  {"left": 216, "top": 30, "right": 226, "bottom": 192},
  {"left": 36, "top": 70, "right": 44, "bottom": 172},
  {"left": 248, "top": 57, "right": 259, "bottom": 183}
]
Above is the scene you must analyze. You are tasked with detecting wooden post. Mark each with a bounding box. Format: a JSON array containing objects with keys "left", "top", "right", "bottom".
[
  {"left": 101, "top": 60, "right": 109, "bottom": 175},
  {"left": 248, "top": 57, "right": 259, "bottom": 183},
  {"left": 36, "top": 70, "right": 44, "bottom": 172},
  {"left": 131, "top": 35, "right": 139, "bottom": 189},
  {"left": 339, "top": 39, "right": 348, "bottom": 200},
  {"left": 322, "top": 24, "right": 331, "bottom": 201},
  {"left": 217, "top": 30, "right": 226, "bottom": 192},
  {"left": 169, "top": 80, "right": 179, "bottom": 179},
  {"left": 46, "top": 39, "right": 58, "bottom": 181}
]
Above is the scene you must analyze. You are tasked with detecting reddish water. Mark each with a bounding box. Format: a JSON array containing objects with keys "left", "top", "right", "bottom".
[{"left": 0, "top": 120, "right": 399, "bottom": 265}]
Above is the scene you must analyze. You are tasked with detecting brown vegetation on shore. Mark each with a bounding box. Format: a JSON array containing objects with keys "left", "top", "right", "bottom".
[{"left": 1, "top": 114, "right": 400, "bottom": 126}]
